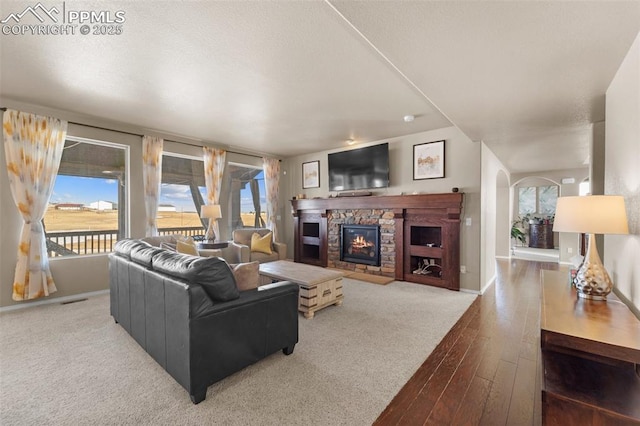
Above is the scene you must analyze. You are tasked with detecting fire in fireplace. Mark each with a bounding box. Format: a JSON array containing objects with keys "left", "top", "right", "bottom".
[{"left": 340, "top": 224, "right": 380, "bottom": 266}]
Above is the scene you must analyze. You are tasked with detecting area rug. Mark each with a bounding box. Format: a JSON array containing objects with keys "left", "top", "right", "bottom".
[{"left": 0, "top": 278, "right": 476, "bottom": 425}]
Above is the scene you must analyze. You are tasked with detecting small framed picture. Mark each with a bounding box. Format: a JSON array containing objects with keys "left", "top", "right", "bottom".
[
  {"left": 302, "top": 160, "right": 320, "bottom": 189},
  {"left": 413, "top": 140, "right": 445, "bottom": 180}
]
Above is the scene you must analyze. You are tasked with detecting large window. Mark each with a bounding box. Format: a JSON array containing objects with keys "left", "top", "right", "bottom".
[
  {"left": 158, "top": 154, "right": 207, "bottom": 236},
  {"left": 227, "top": 163, "right": 266, "bottom": 232},
  {"left": 44, "top": 137, "right": 128, "bottom": 257}
]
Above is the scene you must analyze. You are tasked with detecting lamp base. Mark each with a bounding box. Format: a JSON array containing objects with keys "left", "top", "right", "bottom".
[{"left": 573, "top": 234, "right": 612, "bottom": 301}]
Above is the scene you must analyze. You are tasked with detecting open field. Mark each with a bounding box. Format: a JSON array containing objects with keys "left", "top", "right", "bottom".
[{"left": 43, "top": 207, "right": 265, "bottom": 232}]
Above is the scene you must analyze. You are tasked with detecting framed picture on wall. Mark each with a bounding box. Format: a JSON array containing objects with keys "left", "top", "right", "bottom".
[
  {"left": 413, "top": 140, "right": 445, "bottom": 180},
  {"left": 302, "top": 160, "right": 320, "bottom": 189}
]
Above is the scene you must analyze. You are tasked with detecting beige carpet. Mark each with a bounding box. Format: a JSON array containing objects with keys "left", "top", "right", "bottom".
[{"left": 0, "top": 278, "right": 475, "bottom": 425}]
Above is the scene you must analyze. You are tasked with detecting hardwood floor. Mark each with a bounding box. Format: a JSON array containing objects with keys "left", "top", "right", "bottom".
[{"left": 375, "top": 258, "right": 563, "bottom": 426}]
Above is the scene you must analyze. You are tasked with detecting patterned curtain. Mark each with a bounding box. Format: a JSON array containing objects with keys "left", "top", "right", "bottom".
[
  {"left": 142, "top": 136, "right": 163, "bottom": 236},
  {"left": 263, "top": 157, "right": 280, "bottom": 242},
  {"left": 3, "top": 109, "right": 67, "bottom": 301},
  {"left": 203, "top": 147, "right": 226, "bottom": 240}
]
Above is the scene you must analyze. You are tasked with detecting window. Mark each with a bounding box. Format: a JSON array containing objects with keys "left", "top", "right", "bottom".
[
  {"left": 518, "top": 185, "right": 558, "bottom": 216},
  {"left": 44, "top": 137, "right": 128, "bottom": 257},
  {"left": 227, "top": 163, "right": 266, "bottom": 232},
  {"left": 158, "top": 154, "right": 207, "bottom": 237}
]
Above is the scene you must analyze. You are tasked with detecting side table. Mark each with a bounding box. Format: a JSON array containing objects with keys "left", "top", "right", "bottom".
[{"left": 197, "top": 241, "right": 229, "bottom": 250}]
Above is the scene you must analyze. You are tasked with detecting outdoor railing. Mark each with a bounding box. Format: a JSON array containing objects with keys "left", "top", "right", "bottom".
[{"left": 46, "top": 226, "right": 204, "bottom": 257}]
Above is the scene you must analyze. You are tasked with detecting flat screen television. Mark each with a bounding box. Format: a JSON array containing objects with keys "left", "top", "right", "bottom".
[{"left": 328, "top": 143, "right": 389, "bottom": 192}]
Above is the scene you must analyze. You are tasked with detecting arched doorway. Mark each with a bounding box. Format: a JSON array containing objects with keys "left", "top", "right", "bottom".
[
  {"left": 510, "top": 176, "right": 561, "bottom": 262},
  {"left": 495, "top": 170, "right": 510, "bottom": 258}
]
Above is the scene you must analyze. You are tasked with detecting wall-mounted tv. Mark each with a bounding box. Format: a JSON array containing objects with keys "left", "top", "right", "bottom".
[{"left": 328, "top": 143, "right": 389, "bottom": 192}]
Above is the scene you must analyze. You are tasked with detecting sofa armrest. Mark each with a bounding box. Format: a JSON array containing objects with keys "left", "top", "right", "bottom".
[
  {"left": 187, "top": 281, "right": 299, "bottom": 395},
  {"left": 273, "top": 242, "right": 287, "bottom": 260},
  {"left": 230, "top": 242, "right": 250, "bottom": 263}
]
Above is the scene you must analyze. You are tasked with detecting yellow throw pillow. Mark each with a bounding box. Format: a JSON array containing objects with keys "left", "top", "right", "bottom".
[
  {"left": 176, "top": 240, "right": 199, "bottom": 256},
  {"left": 251, "top": 232, "right": 273, "bottom": 255}
]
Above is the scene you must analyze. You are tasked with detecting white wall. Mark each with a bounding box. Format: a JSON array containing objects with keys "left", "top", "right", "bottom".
[
  {"left": 282, "top": 126, "right": 482, "bottom": 292},
  {"left": 605, "top": 31, "right": 640, "bottom": 314},
  {"left": 480, "top": 143, "right": 510, "bottom": 292}
]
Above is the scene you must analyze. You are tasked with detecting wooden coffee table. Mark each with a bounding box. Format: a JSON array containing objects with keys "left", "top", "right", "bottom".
[{"left": 258, "top": 260, "right": 344, "bottom": 319}]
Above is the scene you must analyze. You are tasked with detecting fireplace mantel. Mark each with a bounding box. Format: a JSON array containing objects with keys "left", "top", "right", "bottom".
[
  {"left": 291, "top": 193, "right": 463, "bottom": 218},
  {"left": 291, "top": 193, "right": 463, "bottom": 290}
]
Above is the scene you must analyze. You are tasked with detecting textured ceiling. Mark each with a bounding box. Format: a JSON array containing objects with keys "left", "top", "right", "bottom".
[{"left": 1, "top": 1, "right": 639, "bottom": 173}]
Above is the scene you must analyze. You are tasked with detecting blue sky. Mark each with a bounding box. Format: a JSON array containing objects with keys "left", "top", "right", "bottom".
[{"left": 51, "top": 175, "right": 266, "bottom": 213}]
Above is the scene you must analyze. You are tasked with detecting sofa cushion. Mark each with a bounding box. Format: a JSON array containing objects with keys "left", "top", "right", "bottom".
[
  {"left": 230, "top": 261, "right": 260, "bottom": 292},
  {"left": 160, "top": 242, "right": 177, "bottom": 252},
  {"left": 131, "top": 245, "right": 165, "bottom": 268},
  {"left": 251, "top": 232, "right": 273, "bottom": 255},
  {"left": 249, "top": 251, "right": 279, "bottom": 264},
  {"left": 114, "top": 239, "right": 153, "bottom": 259},
  {"left": 141, "top": 235, "right": 178, "bottom": 247},
  {"left": 151, "top": 250, "right": 239, "bottom": 302},
  {"left": 176, "top": 240, "right": 199, "bottom": 256}
]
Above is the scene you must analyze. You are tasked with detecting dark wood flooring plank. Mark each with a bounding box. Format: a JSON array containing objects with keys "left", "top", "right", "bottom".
[
  {"left": 506, "top": 356, "right": 538, "bottom": 425},
  {"left": 399, "top": 327, "right": 477, "bottom": 425},
  {"left": 479, "top": 359, "right": 517, "bottom": 426},
  {"left": 450, "top": 375, "right": 492, "bottom": 426},
  {"left": 425, "top": 335, "right": 489, "bottom": 425}
]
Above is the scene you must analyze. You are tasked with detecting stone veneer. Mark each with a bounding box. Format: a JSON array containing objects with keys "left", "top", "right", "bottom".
[{"left": 327, "top": 209, "right": 395, "bottom": 277}]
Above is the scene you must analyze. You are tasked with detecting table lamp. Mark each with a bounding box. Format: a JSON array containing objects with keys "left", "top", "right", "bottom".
[
  {"left": 553, "top": 195, "right": 629, "bottom": 300},
  {"left": 200, "top": 204, "right": 222, "bottom": 242}
]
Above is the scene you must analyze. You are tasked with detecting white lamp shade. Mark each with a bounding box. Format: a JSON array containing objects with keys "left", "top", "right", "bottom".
[
  {"left": 553, "top": 195, "right": 629, "bottom": 235},
  {"left": 200, "top": 204, "right": 222, "bottom": 219}
]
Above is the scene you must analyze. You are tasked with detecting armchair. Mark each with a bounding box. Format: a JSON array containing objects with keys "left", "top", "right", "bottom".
[{"left": 232, "top": 228, "right": 287, "bottom": 263}]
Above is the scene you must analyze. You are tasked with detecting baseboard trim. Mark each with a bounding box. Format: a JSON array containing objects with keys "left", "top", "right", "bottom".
[
  {"left": 495, "top": 255, "right": 510, "bottom": 260},
  {"left": 460, "top": 288, "right": 481, "bottom": 295},
  {"left": 481, "top": 274, "right": 496, "bottom": 295},
  {"left": 0, "top": 289, "right": 109, "bottom": 313}
]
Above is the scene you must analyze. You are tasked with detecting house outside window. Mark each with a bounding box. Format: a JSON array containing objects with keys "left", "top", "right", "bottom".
[{"left": 44, "top": 137, "right": 128, "bottom": 257}]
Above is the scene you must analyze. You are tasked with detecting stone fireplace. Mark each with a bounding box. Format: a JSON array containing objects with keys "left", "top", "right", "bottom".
[
  {"left": 340, "top": 224, "right": 380, "bottom": 266},
  {"left": 327, "top": 209, "right": 395, "bottom": 277}
]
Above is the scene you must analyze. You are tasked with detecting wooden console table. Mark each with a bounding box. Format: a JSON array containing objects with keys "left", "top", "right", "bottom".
[{"left": 540, "top": 270, "right": 640, "bottom": 424}]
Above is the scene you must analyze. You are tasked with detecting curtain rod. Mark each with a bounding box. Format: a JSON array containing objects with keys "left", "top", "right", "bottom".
[{"left": 0, "top": 107, "right": 272, "bottom": 160}]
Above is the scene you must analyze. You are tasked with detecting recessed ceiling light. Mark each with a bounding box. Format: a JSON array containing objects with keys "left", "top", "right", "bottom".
[
  {"left": 346, "top": 139, "right": 356, "bottom": 145},
  {"left": 403, "top": 115, "right": 415, "bottom": 123}
]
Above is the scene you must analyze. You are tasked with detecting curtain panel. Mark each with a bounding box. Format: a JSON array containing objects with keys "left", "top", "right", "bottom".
[
  {"left": 142, "top": 136, "right": 164, "bottom": 237},
  {"left": 203, "top": 147, "right": 226, "bottom": 240},
  {"left": 263, "top": 157, "right": 280, "bottom": 242},
  {"left": 3, "top": 109, "right": 67, "bottom": 301}
]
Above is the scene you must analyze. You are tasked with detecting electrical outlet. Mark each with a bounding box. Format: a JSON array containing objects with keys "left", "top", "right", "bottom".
[
  {"left": 460, "top": 265, "right": 467, "bottom": 274},
  {"left": 465, "top": 217, "right": 472, "bottom": 226},
  {"left": 567, "top": 247, "right": 573, "bottom": 254}
]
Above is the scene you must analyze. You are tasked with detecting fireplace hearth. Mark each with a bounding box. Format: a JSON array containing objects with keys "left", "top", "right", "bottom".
[{"left": 340, "top": 224, "right": 380, "bottom": 266}]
